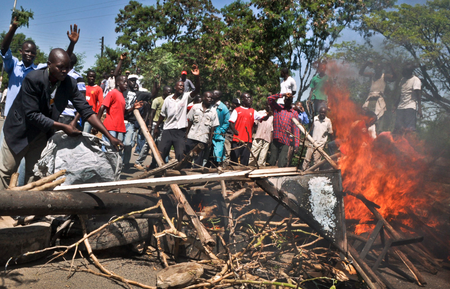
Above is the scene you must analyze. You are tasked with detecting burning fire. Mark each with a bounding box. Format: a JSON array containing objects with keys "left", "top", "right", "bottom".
[{"left": 323, "top": 62, "right": 441, "bottom": 235}]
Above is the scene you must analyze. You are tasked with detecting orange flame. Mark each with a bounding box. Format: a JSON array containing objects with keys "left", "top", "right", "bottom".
[{"left": 323, "top": 62, "right": 439, "bottom": 234}]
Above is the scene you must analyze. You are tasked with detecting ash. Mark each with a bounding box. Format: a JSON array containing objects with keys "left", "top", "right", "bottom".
[{"left": 308, "top": 177, "right": 337, "bottom": 232}]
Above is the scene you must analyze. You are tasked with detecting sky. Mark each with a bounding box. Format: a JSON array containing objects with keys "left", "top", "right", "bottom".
[
  {"left": 0, "top": 0, "right": 236, "bottom": 71},
  {"left": 0, "top": 0, "right": 428, "bottom": 99}
]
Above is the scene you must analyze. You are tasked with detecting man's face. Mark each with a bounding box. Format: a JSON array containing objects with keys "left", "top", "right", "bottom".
[
  {"left": 318, "top": 108, "right": 327, "bottom": 120},
  {"left": 117, "top": 76, "right": 128, "bottom": 92},
  {"left": 136, "top": 68, "right": 141, "bottom": 75},
  {"left": 284, "top": 93, "right": 293, "bottom": 106},
  {"left": 181, "top": 74, "right": 186, "bottom": 81},
  {"left": 128, "top": 78, "right": 138, "bottom": 91},
  {"left": 213, "top": 90, "right": 221, "bottom": 102},
  {"left": 318, "top": 64, "right": 326, "bottom": 74},
  {"left": 241, "top": 93, "right": 252, "bottom": 107},
  {"left": 48, "top": 57, "right": 70, "bottom": 82},
  {"left": 296, "top": 102, "right": 304, "bottom": 112},
  {"left": 20, "top": 43, "right": 37, "bottom": 67},
  {"left": 224, "top": 101, "right": 230, "bottom": 110},
  {"left": 87, "top": 72, "right": 96, "bottom": 86},
  {"left": 175, "top": 81, "right": 185, "bottom": 94},
  {"left": 203, "top": 92, "right": 213, "bottom": 106},
  {"left": 163, "top": 87, "right": 172, "bottom": 98},
  {"left": 110, "top": 70, "right": 114, "bottom": 77}
]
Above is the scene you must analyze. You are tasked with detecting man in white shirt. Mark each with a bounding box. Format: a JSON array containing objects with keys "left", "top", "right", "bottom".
[
  {"left": 278, "top": 67, "right": 297, "bottom": 104},
  {"left": 153, "top": 65, "right": 200, "bottom": 163},
  {"left": 302, "top": 107, "right": 333, "bottom": 170},
  {"left": 394, "top": 63, "right": 422, "bottom": 134}
]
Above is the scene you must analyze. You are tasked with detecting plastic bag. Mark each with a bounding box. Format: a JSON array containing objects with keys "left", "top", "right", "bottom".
[{"left": 34, "top": 131, "right": 121, "bottom": 186}]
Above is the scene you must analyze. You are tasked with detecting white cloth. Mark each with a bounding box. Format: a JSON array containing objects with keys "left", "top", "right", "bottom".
[
  {"left": 229, "top": 106, "right": 263, "bottom": 122},
  {"left": 398, "top": 75, "right": 421, "bottom": 110},
  {"left": 161, "top": 92, "right": 191, "bottom": 130},
  {"left": 280, "top": 76, "right": 297, "bottom": 94},
  {"left": 311, "top": 116, "right": 333, "bottom": 147}
]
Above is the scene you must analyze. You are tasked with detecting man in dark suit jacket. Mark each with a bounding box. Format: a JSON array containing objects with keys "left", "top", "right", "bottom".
[{"left": 0, "top": 48, "right": 123, "bottom": 189}]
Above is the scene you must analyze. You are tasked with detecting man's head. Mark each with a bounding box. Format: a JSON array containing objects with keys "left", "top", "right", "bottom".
[
  {"left": 295, "top": 101, "right": 305, "bottom": 113},
  {"left": 86, "top": 70, "right": 96, "bottom": 86},
  {"left": 125, "top": 70, "right": 131, "bottom": 77},
  {"left": 284, "top": 92, "right": 294, "bottom": 107},
  {"left": 231, "top": 98, "right": 240, "bottom": 110},
  {"left": 318, "top": 107, "right": 327, "bottom": 120},
  {"left": 174, "top": 81, "right": 185, "bottom": 95},
  {"left": 109, "top": 69, "right": 114, "bottom": 77},
  {"left": 317, "top": 62, "right": 327, "bottom": 76},
  {"left": 162, "top": 85, "right": 172, "bottom": 98},
  {"left": 402, "top": 63, "right": 416, "bottom": 78},
  {"left": 136, "top": 67, "right": 142, "bottom": 75},
  {"left": 116, "top": 75, "right": 128, "bottom": 92},
  {"left": 181, "top": 70, "right": 187, "bottom": 81},
  {"left": 202, "top": 91, "right": 213, "bottom": 106},
  {"left": 280, "top": 67, "right": 289, "bottom": 79},
  {"left": 212, "top": 90, "right": 222, "bottom": 103},
  {"left": 47, "top": 48, "right": 70, "bottom": 83},
  {"left": 362, "top": 108, "right": 377, "bottom": 127},
  {"left": 127, "top": 74, "right": 139, "bottom": 91},
  {"left": 240, "top": 93, "right": 252, "bottom": 108},
  {"left": 20, "top": 41, "right": 37, "bottom": 67},
  {"left": 224, "top": 101, "right": 230, "bottom": 110},
  {"left": 69, "top": 53, "right": 77, "bottom": 70}
]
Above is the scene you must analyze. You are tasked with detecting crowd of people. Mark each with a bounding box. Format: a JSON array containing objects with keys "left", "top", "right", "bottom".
[{"left": 0, "top": 19, "right": 423, "bottom": 189}]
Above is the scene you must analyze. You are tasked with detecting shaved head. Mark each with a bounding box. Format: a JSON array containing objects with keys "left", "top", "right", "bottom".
[{"left": 47, "top": 48, "right": 70, "bottom": 82}]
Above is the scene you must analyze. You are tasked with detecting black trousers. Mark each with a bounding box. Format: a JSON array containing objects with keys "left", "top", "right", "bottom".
[
  {"left": 231, "top": 141, "right": 252, "bottom": 166},
  {"left": 158, "top": 128, "right": 186, "bottom": 161}
]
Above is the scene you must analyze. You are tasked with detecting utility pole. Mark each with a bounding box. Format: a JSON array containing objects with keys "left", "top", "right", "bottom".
[{"left": 100, "top": 36, "right": 104, "bottom": 58}]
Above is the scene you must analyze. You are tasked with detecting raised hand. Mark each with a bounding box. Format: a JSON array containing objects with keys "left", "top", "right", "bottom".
[
  {"left": 67, "top": 24, "right": 80, "bottom": 44},
  {"left": 191, "top": 64, "right": 199, "bottom": 76},
  {"left": 120, "top": 52, "right": 127, "bottom": 60}
]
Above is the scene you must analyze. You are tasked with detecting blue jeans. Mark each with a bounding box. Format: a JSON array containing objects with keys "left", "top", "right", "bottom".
[
  {"left": 122, "top": 122, "right": 138, "bottom": 167},
  {"left": 134, "top": 131, "right": 145, "bottom": 154},
  {"left": 83, "top": 121, "right": 93, "bottom": 133},
  {"left": 102, "top": 130, "right": 124, "bottom": 156}
]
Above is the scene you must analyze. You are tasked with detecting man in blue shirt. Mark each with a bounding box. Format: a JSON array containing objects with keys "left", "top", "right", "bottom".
[{"left": 1, "top": 18, "right": 79, "bottom": 117}]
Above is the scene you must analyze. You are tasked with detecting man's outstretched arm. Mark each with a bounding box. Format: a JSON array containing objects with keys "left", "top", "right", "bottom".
[
  {"left": 66, "top": 24, "right": 80, "bottom": 57},
  {"left": 1, "top": 18, "right": 19, "bottom": 55}
]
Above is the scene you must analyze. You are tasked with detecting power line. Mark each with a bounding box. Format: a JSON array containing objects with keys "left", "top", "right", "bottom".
[{"left": 35, "top": 0, "right": 130, "bottom": 18}]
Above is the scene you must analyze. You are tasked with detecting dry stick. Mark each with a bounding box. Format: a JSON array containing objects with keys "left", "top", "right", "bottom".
[
  {"left": 10, "top": 170, "right": 66, "bottom": 191},
  {"left": 129, "top": 159, "right": 178, "bottom": 180},
  {"left": 30, "top": 177, "right": 66, "bottom": 191},
  {"left": 348, "top": 245, "right": 384, "bottom": 289},
  {"left": 305, "top": 152, "right": 341, "bottom": 172},
  {"left": 227, "top": 188, "right": 246, "bottom": 202},
  {"left": 357, "top": 196, "right": 427, "bottom": 286},
  {"left": 153, "top": 224, "right": 169, "bottom": 268},
  {"left": 292, "top": 117, "right": 338, "bottom": 169},
  {"left": 173, "top": 143, "right": 205, "bottom": 171},
  {"left": 133, "top": 109, "right": 216, "bottom": 250},
  {"left": 9, "top": 172, "right": 19, "bottom": 188},
  {"left": 72, "top": 267, "right": 156, "bottom": 289}
]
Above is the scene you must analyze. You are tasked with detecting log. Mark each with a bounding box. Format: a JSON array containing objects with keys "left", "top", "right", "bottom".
[
  {"left": 0, "top": 190, "right": 158, "bottom": 215},
  {"left": 133, "top": 109, "right": 216, "bottom": 249},
  {"left": 305, "top": 153, "right": 341, "bottom": 172},
  {"left": 292, "top": 118, "right": 338, "bottom": 170},
  {"left": 30, "top": 177, "right": 66, "bottom": 191},
  {"left": 348, "top": 245, "right": 385, "bottom": 289},
  {"left": 10, "top": 170, "right": 66, "bottom": 191}
]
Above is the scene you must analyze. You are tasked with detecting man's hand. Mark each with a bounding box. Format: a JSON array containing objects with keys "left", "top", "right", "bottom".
[
  {"left": 294, "top": 147, "right": 299, "bottom": 154},
  {"left": 191, "top": 64, "right": 199, "bottom": 76},
  {"left": 109, "top": 136, "right": 124, "bottom": 151},
  {"left": 120, "top": 52, "right": 127, "bottom": 60},
  {"left": 153, "top": 126, "right": 160, "bottom": 139},
  {"left": 62, "top": 123, "right": 82, "bottom": 137},
  {"left": 418, "top": 107, "right": 423, "bottom": 118},
  {"left": 67, "top": 24, "right": 80, "bottom": 44},
  {"left": 133, "top": 100, "right": 143, "bottom": 110}
]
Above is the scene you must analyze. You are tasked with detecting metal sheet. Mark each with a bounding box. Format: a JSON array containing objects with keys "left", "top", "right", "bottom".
[{"left": 262, "top": 170, "right": 347, "bottom": 253}]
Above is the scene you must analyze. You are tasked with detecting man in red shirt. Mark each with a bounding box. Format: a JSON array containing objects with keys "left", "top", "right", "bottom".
[
  {"left": 229, "top": 93, "right": 262, "bottom": 166},
  {"left": 83, "top": 70, "right": 103, "bottom": 133}
]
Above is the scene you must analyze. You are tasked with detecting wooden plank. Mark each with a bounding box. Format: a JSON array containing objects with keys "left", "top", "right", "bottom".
[
  {"left": 359, "top": 220, "right": 384, "bottom": 260},
  {"left": 54, "top": 170, "right": 252, "bottom": 192}
]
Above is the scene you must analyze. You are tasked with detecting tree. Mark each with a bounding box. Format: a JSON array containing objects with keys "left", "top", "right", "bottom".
[
  {"left": 362, "top": 0, "right": 450, "bottom": 112},
  {"left": 89, "top": 46, "right": 131, "bottom": 84},
  {"left": 115, "top": 0, "right": 395, "bottom": 106}
]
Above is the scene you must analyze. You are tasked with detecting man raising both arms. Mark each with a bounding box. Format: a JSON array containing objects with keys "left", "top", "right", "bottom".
[{"left": 0, "top": 49, "right": 122, "bottom": 189}]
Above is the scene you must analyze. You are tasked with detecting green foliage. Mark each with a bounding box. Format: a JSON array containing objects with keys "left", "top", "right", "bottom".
[
  {"left": 12, "top": 6, "right": 34, "bottom": 28},
  {"left": 361, "top": 0, "right": 450, "bottom": 112},
  {"left": 114, "top": 0, "right": 395, "bottom": 107}
]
